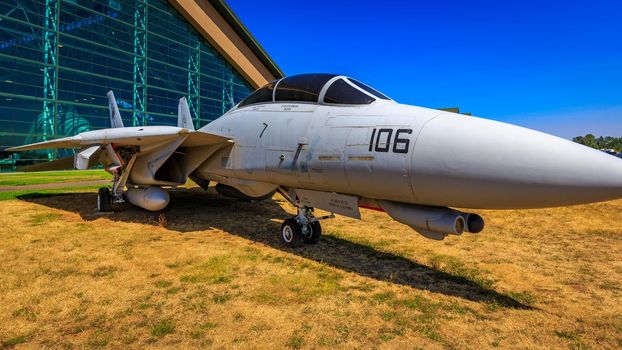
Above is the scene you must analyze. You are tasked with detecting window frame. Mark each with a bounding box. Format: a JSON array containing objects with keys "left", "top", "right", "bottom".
[
  {"left": 319, "top": 76, "right": 379, "bottom": 106},
  {"left": 273, "top": 73, "right": 337, "bottom": 104},
  {"left": 347, "top": 78, "right": 391, "bottom": 100},
  {"left": 237, "top": 80, "right": 279, "bottom": 108},
  {"left": 236, "top": 75, "right": 390, "bottom": 109}
]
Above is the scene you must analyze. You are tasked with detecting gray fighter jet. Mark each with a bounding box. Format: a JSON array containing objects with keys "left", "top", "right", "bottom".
[{"left": 9, "top": 74, "right": 622, "bottom": 245}]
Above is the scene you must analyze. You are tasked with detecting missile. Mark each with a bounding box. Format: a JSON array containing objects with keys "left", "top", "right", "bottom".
[
  {"left": 125, "top": 187, "right": 170, "bottom": 212},
  {"left": 378, "top": 200, "right": 484, "bottom": 240}
]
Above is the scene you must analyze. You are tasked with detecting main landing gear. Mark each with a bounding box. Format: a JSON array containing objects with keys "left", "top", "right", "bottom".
[
  {"left": 97, "top": 187, "right": 113, "bottom": 212},
  {"left": 96, "top": 152, "right": 138, "bottom": 213},
  {"left": 278, "top": 188, "right": 334, "bottom": 248}
]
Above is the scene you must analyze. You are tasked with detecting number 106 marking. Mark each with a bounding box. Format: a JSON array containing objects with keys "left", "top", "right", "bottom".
[{"left": 368, "top": 128, "right": 413, "bottom": 154}]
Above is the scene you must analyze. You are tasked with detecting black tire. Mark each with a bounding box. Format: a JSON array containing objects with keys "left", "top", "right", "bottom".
[
  {"left": 303, "top": 221, "right": 322, "bottom": 244},
  {"left": 281, "top": 218, "right": 304, "bottom": 247},
  {"left": 97, "top": 187, "right": 112, "bottom": 212}
]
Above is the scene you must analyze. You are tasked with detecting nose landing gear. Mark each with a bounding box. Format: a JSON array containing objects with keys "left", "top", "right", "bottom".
[
  {"left": 280, "top": 221, "right": 323, "bottom": 246},
  {"left": 280, "top": 208, "right": 324, "bottom": 247},
  {"left": 278, "top": 188, "right": 334, "bottom": 247}
]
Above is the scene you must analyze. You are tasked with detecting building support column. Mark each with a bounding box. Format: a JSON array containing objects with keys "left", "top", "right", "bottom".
[
  {"left": 42, "top": 0, "right": 59, "bottom": 160},
  {"left": 132, "top": 0, "right": 147, "bottom": 126},
  {"left": 187, "top": 39, "right": 200, "bottom": 128},
  {"left": 222, "top": 76, "right": 233, "bottom": 114}
]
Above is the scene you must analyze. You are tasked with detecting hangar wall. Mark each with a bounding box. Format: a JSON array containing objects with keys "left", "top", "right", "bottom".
[{"left": 0, "top": 0, "right": 280, "bottom": 167}]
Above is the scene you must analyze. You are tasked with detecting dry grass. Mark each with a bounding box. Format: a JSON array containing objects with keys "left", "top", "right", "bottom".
[{"left": 0, "top": 187, "right": 621, "bottom": 349}]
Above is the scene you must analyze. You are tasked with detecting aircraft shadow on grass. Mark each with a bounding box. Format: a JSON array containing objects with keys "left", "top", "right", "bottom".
[{"left": 19, "top": 188, "right": 531, "bottom": 309}]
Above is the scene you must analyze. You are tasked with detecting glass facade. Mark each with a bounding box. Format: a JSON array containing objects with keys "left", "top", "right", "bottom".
[{"left": 0, "top": 0, "right": 254, "bottom": 166}]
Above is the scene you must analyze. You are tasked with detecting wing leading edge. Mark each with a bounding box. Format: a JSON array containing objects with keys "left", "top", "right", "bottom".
[{"left": 7, "top": 95, "right": 230, "bottom": 152}]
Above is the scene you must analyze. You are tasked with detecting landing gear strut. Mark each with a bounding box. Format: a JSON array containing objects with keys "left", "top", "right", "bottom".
[
  {"left": 96, "top": 151, "right": 138, "bottom": 213},
  {"left": 278, "top": 188, "right": 334, "bottom": 247}
]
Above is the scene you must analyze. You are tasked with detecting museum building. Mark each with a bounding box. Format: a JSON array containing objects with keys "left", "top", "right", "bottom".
[{"left": 0, "top": 0, "right": 282, "bottom": 165}]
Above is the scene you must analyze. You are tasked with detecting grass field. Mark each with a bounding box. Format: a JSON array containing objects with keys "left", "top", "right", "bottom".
[
  {"left": 1, "top": 184, "right": 621, "bottom": 349},
  {"left": 0, "top": 170, "right": 110, "bottom": 187},
  {"left": 0, "top": 186, "right": 106, "bottom": 202}
]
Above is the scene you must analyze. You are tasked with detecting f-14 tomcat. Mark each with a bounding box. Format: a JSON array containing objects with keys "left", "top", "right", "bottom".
[{"left": 9, "top": 74, "right": 622, "bottom": 245}]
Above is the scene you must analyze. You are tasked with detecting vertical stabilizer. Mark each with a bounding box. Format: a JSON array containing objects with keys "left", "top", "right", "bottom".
[
  {"left": 178, "top": 97, "right": 195, "bottom": 130},
  {"left": 107, "top": 91, "right": 124, "bottom": 128}
]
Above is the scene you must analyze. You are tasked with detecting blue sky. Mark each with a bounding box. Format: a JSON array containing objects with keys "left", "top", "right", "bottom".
[{"left": 227, "top": 0, "right": 622, "bottom": 138}]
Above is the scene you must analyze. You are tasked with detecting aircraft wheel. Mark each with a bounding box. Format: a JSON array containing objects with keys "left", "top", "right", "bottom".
[
  {"left": 97, "top": 187, "right": 112, "bottom": 212},
  {"left": 303, "top": 221, "right": 322, "bottom": 244},
  {"left": 281, "top": 218, "right": 304, "bottom": 247}
]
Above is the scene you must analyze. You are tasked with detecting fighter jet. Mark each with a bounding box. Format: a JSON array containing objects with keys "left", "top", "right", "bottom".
[{"left": 9, "top": 74, "right": 622, "bottom": 245}]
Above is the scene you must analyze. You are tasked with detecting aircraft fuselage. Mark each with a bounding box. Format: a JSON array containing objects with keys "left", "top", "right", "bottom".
[{"left": 198, "top": 100, "right": 622, "bottom": 210}]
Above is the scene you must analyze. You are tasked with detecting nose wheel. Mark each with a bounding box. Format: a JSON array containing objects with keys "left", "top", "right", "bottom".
[
  {"left": 281, "top": 218, "right": 305, "bottom": 247},
  {"left": 280, "top": 218, "right": 323, "bottom": 247},
  {"left": 279, "top": 202, "right": 333, "bottom": 248},
  {"left": 277, "top": 187, "right": 335, "bottom": 248},
  {"left": 303, "top": 221, "right": 322, "bottom": 244}
]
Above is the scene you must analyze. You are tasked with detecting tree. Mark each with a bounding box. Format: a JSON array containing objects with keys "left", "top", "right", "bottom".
[{"left": 573, "top": 134, "right": 622, "bottom": 152}]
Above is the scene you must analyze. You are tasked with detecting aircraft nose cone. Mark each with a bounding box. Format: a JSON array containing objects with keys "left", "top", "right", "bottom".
[{"left": 412, "top": 114, "right": 622, "bottom": 209}]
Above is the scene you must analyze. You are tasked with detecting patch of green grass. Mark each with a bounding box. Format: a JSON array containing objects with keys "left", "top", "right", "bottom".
[
  {"left": 415, "top": 323, "right": 442, "bottom": 342},
  {"left": 428, "top": 254, "right": 495, "bottom": 289},
  {"left": 255, "top": 269, "right": 342, "bottom": 305},
  {"left": 486, "top": 301, "right": 503, "bottom": 311},
  {"left": 189, "top": 329, "right": 204, "bottom": 340},
  {"left": 400, "top": 295, "right": 439, "bottom": 314},
  {"left": 0, "top": 170, "right": 110, "bottom": 186},
  {"left": 91, "top": 265, "right": 118, "bottom": 278},
  {"left": 233, "top": 335, "right": 249, "bottom": 344},
  {"left": 572, "top": 342, "right": 591, "bottom": 350},
  {"left": 599, "top": 280, "right": 620, "bottom": 291},
  {"left": 286, "top": 332, "right": 305, "bottom": 349},
  {"left": 180, "top": 256, "right": 235, "bottom": 285},
  {"left": 88, "top": 329, "right": 111, "bottom": 347},
  {"left": 180, "top": 275, "right": 199, "bottom": 283},
  {"left": 378, "top": 326, "right": 403, "bottom": 342},
  {"left": 380, "top": 311, "right": 399, "bottom": 321},
  {"left": 0, "top": 186, "right": 103, "bottom": 201},
  {"left": 371, "top": 291, "right": 396, "bottom": 304},
  {"left": 252, "top": 291, "right": 281, "bottom": 304},
  {"left": 155, "top": 280, "right": 172, "bottom": 288},
  {"left": 164, "top": 258, "right": 197, "bottom": 269},
  {"left": 29, "top": 212, "right": 62, "bottom": 225},
  {"left": 212, "top": 292, "right": 232, "bottom": 304},
  {"left": 200, "top": 322, "right": 218, "bottom": 330},
  {"left": 12, "top": 306, "right": 37, "bottom": 321},
  {"left": 151, "top": 319, "right": 176, "bottom": 337},
  {"left": 166, "top": 287, "right": 182, "bottom": 295},
  {"left": 2, "top": 335, "right": 28, "bottom": 347},
  {"left": 554, "top": 330, "right": 580, "bottom": 341},
  {"left": 241, "top": 247, "right": 262, "bottom": 261},
  {"left": 553, "top": 331, "right": 590, "bottom": 350},
  {"left": 508, "top": 291, "right": 536, "bottom": 306}
]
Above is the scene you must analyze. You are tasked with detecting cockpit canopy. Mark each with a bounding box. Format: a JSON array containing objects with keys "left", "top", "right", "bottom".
[{"left": 238, "top": 73, "right": 391, "bottom": 108}]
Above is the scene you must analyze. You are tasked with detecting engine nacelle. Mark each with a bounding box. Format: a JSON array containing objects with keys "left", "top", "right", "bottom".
[
  {"left": 378, "top": 201, "right": 468, "bottom": 240},
  {"left": 125, "top": 187, "right": 170, "bottom": 211}
]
